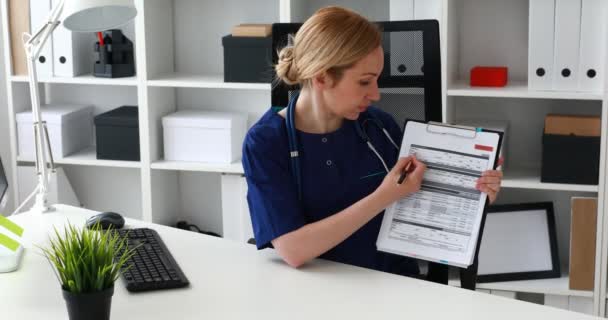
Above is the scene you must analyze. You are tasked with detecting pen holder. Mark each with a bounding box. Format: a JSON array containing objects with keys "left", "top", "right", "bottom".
[{"left": 93, "top": 29, "right": 135, "bottom": 78}]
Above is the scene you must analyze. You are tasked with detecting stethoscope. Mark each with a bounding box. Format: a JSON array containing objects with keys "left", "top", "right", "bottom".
[{"left": 285, "top": 92, "right": 399, "bottom": 200}]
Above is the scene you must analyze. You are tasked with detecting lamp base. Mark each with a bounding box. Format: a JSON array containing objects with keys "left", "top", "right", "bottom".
[{"left": 0, "top": 245, "right": 24, "bottom": 273}]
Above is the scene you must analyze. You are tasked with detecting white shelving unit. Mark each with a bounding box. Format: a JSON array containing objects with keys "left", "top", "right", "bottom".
[
  {"left": 2, "top": 0, "right": 608, "bottom": 317},
  {"left": 444, "top": 0, "right": 608, "bottom": 317}
]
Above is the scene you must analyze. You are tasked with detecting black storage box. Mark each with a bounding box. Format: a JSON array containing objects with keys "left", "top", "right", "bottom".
[
  {"left": 541, "top": 134, "right": 600, "bottom": 185},
  {"left": 222, "top": 35, "right": 273, "bottom": 83},
  {"left": 94, "top": 106, "right": 140, "bottom": 161}
]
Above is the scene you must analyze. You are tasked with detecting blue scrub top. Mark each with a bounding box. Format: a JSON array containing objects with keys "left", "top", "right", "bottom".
[{"left": 242, "top": 106, "right": 419, "bottom": 277}]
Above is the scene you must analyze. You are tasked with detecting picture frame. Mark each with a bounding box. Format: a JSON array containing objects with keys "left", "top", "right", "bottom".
[{"left": 477, "top": 202, "right": 561, "bottom": 283}]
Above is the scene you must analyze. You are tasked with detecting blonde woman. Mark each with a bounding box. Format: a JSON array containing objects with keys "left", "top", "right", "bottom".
[{"left": 242, "top": 6, "right": 502, "bottom": 277}]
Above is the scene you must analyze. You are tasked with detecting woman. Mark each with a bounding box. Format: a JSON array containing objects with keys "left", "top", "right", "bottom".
[{"left": 242, "top": 6, "right": 502, "bottom": 277}]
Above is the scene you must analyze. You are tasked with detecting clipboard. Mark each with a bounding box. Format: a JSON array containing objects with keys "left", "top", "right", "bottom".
[{"left": 377, "top": 120, "right": 503, "bottom": 268}]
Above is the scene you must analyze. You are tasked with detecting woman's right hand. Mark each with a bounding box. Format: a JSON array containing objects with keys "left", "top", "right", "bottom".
[{"left": 374, "top": 155, "right": 426, "bottom": 207}]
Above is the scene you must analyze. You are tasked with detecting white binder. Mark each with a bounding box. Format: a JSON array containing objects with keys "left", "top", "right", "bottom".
[
  {"left": 577, "top": 0, "right": 607, "bottom": 92},
  {"left": 528, "top": 0, "right": 555, "bottom": 91},
  {"left": 51, "top": 0, "right": 90, "bottom": 77},
  {"left": 388, "top": 0, "right": 415, "bottom": 76},
  {"left": 553, "top": 0, "right": 582, "bottom": 91},
  {"left": 389, "top": 0, "right": 414, "bottom": 21},
  {"left": 29, "top": 0, "right": 53, "bottom": 78},
  {"left": 410, "top": 0, "right": 442, "bottom": 77},
  {"left": 414, "top": 0, "right": 442, "bottom": 22}
]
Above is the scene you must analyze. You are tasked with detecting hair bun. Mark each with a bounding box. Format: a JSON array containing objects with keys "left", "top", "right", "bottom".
[{"left": 275, "top": 46, "right": 299, "bottom": 85}]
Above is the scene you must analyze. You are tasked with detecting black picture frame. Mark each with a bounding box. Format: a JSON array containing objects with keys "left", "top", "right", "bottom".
[{"left": 476, "top": 202, "right": 561, "bottom": 283}]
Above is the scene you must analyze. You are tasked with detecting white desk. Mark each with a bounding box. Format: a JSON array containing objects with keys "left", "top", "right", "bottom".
[{"left": 2, "top": 205, "right": 600, "bottom": 319}]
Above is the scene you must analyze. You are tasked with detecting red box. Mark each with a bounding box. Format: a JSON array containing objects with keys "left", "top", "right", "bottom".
[{"left": 470, "top": 66, "right": 508, "bottom": 87}]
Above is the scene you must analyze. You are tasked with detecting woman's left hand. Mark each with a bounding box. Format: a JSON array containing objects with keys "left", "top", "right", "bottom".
[{"left": 476, "top": 158, "right": 504, "bottom": 204}]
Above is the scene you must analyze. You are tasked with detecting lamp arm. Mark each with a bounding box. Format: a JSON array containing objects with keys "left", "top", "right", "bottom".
[{"left": 18, "top": 0, "right": 66, "bottom": 214}]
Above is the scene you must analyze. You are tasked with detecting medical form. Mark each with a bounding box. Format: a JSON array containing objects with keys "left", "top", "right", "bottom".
[{"left": 377, "top": 121, "right": 502, "bottom": 268}]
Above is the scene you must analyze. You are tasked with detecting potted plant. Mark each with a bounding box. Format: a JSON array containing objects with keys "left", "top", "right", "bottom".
[{"left": 41, "top": 223, "right": 135, "bottom": 320}]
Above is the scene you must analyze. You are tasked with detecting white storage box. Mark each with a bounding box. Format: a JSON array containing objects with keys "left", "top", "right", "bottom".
[
  {"left": 16, "top": 104, "right": 94, "bottom": 161},
  {"left": 162, "top": 110, "right": 247, "bottom": 163}
]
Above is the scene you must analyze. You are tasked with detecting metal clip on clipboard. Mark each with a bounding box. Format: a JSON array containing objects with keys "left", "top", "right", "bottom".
[{"left": 425, "top": 121, "right": 478, "bottom": 139}]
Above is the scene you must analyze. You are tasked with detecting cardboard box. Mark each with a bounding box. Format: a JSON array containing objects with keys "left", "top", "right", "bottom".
[
  {"left": 569, "top": 197, "right": 597, "bottom": 291},
  {"left": 541, "top": 114, "right": 600, "bottom": 185},
  {"left": 544, "top": 114, "right": 601, "bottom": 137},
  {"left": 231, "top": 24, "right": 272, "bottom": 37},
  {"left": 163, "top": 110, "right": 247, "bottom": 164}
]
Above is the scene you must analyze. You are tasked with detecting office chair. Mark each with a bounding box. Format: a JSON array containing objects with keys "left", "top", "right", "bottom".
[{"left": 270, "top": 20, "right": 485, "bottom": 291}]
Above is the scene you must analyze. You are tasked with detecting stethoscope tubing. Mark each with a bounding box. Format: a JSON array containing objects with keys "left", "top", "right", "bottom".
[{"left": 285, "top": 92, "right": 398, "bottom": 200}]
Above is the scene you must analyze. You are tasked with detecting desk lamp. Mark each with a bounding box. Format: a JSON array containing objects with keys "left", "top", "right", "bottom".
[{"left": 15, "top": 0, "right": 137, "bottom": 215}]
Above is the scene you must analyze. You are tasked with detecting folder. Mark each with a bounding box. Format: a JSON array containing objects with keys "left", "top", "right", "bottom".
[
  {"left": 51, "top": 0, "right": 91, "bottom": 77},
  {"left": 414, "top": 0, "right": 442, "bottom": 22},
  {"left": 577, "top": 0, "right": 607, "bottom": 92},
  {"left": 528, "top": 0, "right": 555, "bottom": 91},
  {"left": 388, "top": 0, "right": 415, "bottom": 76},
  {"left": 389, "top": 0, "right": 413, "bottom": 20},
  {"left": 552, "top": 0, "right": 582, "bottom": 91},
  {"left": 29, "top": 0, "right": 53, "bottom": 78},
  {"left": 409, "top": 0, "right": 442, "bottom": 77},
  {"left": 8, "top": 0, "right": 30, "bottom": 76},
  {"left": 569, "top": 197, "right": 597, "bottom": 291}
]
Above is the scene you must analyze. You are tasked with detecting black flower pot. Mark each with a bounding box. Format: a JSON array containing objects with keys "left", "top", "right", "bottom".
[{"left": 62, "top": 286, "right": 114, "bottom": 320}]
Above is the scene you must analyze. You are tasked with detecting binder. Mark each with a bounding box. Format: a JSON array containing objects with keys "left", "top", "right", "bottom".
[
  {"left": 388, "top": 0, "right": 415, "bottom": 76},
  {"left": 528, "top": 0, "right": 555, "bottom": 91},
  {"left": 553, "top": 0, "right": 582, "bottom": 91},
  {"left": 577, "top": 0, "right": 607, "bottom": 92},
  {"left": 29, "top": 0, "right": 53, "bottom": 78},
  {"left": 51, "top": 0, "right": 91, "bottom": 77},
  {"left": 409, "top": 0, "right": 442, "bottom": 77},
  {"left": 389, "top": 0, "right": 414, "bottom": 20},
  {"left": 8, "top": 0, "right": 30, "bottom": 75},
  {"left": 414, "top": 0, "right": 442, "bottom": 22}
]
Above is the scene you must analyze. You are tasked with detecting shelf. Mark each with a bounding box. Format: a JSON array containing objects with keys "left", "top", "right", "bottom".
[
  {"left": 147, "top": 73, "right": 271, "bottom": 90},
  {"left": 449, "top": 274, "right": 593, "bottom": 298},
  {"left": 17, "top": 146, "right": 141, "bottom": 169},
  {"left": 501, "top": 168, "right": 598, "bottom": 192},
  {"left": 10, "top": 74, "right": 138, "bottom": 86},
  {"left": 151, "top": 160, "right": 244, "bottom": 174},
  {"left": 447, "top": 80, "right": 604, "bottom": 101}
]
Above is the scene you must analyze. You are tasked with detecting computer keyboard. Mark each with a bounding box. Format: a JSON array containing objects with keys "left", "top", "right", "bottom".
[{"left": 115, "top": 228, "right": 190, "bottom": 292}]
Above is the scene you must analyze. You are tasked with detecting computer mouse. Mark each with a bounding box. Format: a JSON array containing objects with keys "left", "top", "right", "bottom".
[{"left": 86, "top": 212, "right": 125, "bottom": 230}]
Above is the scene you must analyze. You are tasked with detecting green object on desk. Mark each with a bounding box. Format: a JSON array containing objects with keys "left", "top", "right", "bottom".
[
  {"left": 0, "top": 233, "right": 20, "bottom": 252},
  {"left": 0, "top": 215, "right": 24, "bottom": 237}
]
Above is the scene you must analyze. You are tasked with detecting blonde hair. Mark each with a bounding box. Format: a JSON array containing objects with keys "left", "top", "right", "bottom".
[{"left": 275, "top": 6, "right": 382, "bottom": 86}]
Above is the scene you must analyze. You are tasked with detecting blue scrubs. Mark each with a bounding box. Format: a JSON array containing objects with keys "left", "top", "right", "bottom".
[{"left": 242, "top": 106, "right": 419, "bottom": 276}]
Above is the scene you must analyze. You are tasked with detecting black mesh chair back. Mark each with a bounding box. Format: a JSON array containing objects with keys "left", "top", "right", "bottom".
[{"left": 271, "top": 20, "right": 443, "bottom": 125}]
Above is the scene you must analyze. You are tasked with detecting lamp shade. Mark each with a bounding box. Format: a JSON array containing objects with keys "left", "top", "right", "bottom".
[{"left": 62, "top": 0, "right": 137, "bottom": 32}]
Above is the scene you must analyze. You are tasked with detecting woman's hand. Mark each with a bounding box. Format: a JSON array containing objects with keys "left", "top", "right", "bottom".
[
  {"left": 476, "top": 157, "right": 504, "bottom": 204},
  {"left": 375, "top": 155, "right": 426, "bottom": 207}
]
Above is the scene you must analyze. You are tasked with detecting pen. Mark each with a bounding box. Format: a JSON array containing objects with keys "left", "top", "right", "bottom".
[{"left": 397, "top": 160, "right": 413, "bottom": 185}]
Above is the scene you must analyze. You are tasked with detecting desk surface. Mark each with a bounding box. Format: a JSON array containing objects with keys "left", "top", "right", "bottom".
[{"left": 2, "top": 205, "right": 600, "bottom": 320}]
